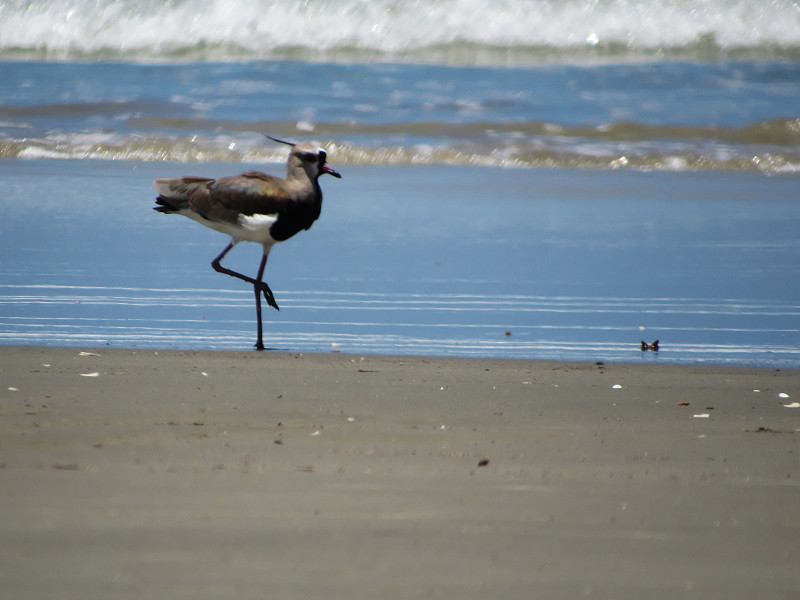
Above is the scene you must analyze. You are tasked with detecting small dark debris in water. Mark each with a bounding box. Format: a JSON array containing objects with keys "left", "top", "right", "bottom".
[
  {"left": 641, "top": 340, "right": 659, "bottom": 351},
  {"left": 477, "top": 459, "right": 490, "bottom": 467},
  {"left": 505, "top": 331, "right": 512, "bottom": 337}
]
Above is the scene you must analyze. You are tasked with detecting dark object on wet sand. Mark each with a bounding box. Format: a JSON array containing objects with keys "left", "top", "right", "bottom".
[{"left": 153, "top": 136, "right": 341, "bottom": 350}]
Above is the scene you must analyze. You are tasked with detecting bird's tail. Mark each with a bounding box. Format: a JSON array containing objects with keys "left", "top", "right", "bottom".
[
  {"left": 153, "top": 177, "right": 212, "bottom": 213},
  {"left": 154, "top": 195, "right": 182, "bottom": 213}
]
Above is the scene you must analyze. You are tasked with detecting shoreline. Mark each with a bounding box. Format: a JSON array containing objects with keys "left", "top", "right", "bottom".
[{"left": 1, "top": 345, "right": 799, "bottom": 598}]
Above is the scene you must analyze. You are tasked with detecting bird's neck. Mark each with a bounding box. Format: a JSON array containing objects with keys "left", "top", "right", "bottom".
[{"left": 284, "top": 175, "right": 320, "bottom": 198}]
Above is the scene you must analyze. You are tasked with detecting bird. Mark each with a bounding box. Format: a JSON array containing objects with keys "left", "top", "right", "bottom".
[
  {"left": 153, "top": 136, "right": 341, "bottom": 351},
  {"left": 641, "top": 340, "right": 659, "bottom": 352}
]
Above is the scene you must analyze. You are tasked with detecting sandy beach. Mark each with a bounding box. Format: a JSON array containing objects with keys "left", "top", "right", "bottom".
[{"left": 0, "top": 345, "right": 798, "bottom": 598}]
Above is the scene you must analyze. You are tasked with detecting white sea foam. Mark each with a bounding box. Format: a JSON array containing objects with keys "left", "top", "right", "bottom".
[
  {"left": 1, "top": 0, "right": 799, "bottom": 62},
  {"left": 4, "top": 128, "right": 798, "bottom": 173}
]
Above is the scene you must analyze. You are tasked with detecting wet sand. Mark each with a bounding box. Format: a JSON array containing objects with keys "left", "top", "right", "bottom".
[{"left": 1, "top": 346, "right": 798, "bottom": 598}]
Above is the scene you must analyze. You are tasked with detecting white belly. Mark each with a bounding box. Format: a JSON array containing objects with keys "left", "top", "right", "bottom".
[
  {"left": 236, "top": 213, "right": 280, "bottom": 244},
  {"left": 180, "top": 210, "right": 278, "bottom": 245}
]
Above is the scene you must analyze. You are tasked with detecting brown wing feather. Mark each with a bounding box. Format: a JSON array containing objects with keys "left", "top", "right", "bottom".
[
  {"left": 175, "top": 171, "right": 291, "bottom": 225},
  {"left": 210, "top": 171, "right": 291, "bottom": 216}
]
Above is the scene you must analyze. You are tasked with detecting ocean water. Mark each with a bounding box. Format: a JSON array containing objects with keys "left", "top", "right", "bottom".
[{"left": 1, "top": 0, "right": 799, "bottom": 366}]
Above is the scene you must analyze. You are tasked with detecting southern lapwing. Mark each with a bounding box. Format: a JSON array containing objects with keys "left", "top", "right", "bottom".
[{"left": 153, "top": 136, "right": 341, "bottom": 350}]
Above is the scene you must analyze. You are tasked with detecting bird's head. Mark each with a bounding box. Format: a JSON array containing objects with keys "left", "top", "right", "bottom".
[
  {"left": 292, "top": 144, "right": 342, "bottom": 181},
  {"left": 266, "top": 135, "right": 341, "bottom": 182}
]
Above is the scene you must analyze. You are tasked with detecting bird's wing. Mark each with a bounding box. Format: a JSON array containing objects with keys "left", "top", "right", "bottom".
[
  {"left": 154, "top": 176, "right": 213, "bottom": 202},
  {"left": 209, "top": 171, "right": 292, "bottom": 216},
  {"left": 180, "top": 171, "right": 291, "bottom": 224}
]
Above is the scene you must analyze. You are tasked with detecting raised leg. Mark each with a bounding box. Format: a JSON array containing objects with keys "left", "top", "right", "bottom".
[{"left": 211, "top": 242, "right": 279, "bottom": 310}]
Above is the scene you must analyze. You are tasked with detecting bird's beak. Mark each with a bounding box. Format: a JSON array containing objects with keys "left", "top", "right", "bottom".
[{"left": 323, "top": 163, "right": 342, "bottom": 178}]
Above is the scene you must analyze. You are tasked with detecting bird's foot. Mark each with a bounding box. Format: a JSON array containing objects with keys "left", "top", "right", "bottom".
[
  {"left": 257, "top": 282, "right": 280, "bottom": 311},
  {"left": 254, "top": 340, "right": 266, "bottom": 351}
]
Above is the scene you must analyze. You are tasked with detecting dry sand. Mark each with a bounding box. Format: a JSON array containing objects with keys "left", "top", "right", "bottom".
[{"left": 1, "top": 346, "right": 798, "bottom": 599}]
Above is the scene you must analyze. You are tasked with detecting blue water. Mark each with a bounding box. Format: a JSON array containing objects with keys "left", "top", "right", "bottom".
[
  {"left": 1, "top": 0, "right": 799, "bottom": 366},
  {"left": 1, "top": 159, "right": 798, "bottom": 366},
  {"left": 3, "top": 60, "right": 800, "bottom": 171}
]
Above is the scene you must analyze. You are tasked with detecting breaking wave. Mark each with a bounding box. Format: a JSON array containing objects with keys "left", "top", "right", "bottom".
[
  {"left": 3, "top": 118, "right": 799, "bottom": 173},
  {"left": 2, "top": 0, "right": 800, "bottom": 64}
]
